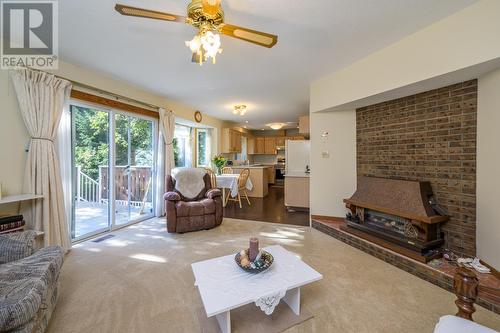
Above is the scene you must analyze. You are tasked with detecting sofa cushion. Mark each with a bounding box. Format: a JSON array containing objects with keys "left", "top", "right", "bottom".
[
  {"left": 0, "top": 237, "right": 32, "bottom": 265},
  {"left": 175, "top": 199, "right": 216, "bottom": 217},
  {"left": 0, "top": 246, "right": 64, "bottom": 331}
]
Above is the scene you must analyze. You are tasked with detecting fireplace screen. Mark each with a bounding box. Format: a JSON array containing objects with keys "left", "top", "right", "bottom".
[{"left": 364, "top": 209, "right": 419, "bottom": 239}]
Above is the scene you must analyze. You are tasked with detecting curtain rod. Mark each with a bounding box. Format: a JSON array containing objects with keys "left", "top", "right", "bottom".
[{"left": 24, "top": 67, "right": 161, "bottom": 111}]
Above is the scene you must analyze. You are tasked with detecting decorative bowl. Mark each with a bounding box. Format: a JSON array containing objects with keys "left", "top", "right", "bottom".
[{"left": 235, "top": 249, "right": 274, "bottom": 273}]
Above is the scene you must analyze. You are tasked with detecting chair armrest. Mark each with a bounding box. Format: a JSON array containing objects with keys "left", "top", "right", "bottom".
[
  {"left": 0, "top": 230, "right": 37, "bottom": 264},
  {"left": 164, "top": 191, "right": 181, "bottom": 201},
  {"left": 206, "top": 188, "right": 222, "bottom": 199}
]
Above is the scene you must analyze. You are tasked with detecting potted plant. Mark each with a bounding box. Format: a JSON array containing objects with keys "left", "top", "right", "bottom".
[{"left": 212, "top": 154, "right": 227, "bottom": 175}]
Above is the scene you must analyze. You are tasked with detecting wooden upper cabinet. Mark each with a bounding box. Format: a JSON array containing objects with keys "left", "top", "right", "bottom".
[
  {"left": 255, "top": 137, "right": 265, "bottom": 154},
  {"left": 264, "top": 137, "right": 276, "bottom": 154},
  {"left": 275, "top": 137, "right": 285, "bottom": 146},
  {"left": 222, "top": 128, "right": 242, "bottom": 153},
  {"left": 247, "top": 137, "right": 255, "bottom": 154},
  {"left": 299, "top": 115, "right": 310, "bottom": 135}
]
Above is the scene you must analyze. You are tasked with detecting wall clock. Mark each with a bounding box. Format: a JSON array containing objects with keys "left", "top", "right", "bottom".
[{"left": 194, "top": 110, "right": 202, "bottom": 123}]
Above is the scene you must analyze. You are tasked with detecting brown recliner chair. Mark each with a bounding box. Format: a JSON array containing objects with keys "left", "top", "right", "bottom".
[{"left": 164, "top": 173, "right": 223, "bottom": 233}]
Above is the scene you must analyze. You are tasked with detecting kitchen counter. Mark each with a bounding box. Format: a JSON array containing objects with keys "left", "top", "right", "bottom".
[
  {"left": 229, "top": 166, "right": 272, "bottom": 197},
  {"left": 285, "top": 172, "right": 310, "bottom": 178},
  {"left": 231, "top": 165, "right": 273, "bottom": 169}
]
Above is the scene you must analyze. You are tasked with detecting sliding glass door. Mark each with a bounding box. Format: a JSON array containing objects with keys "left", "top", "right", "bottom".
[
  {"left": 71, "top": 103, "right": 156, "bottom": 240},
  {"left": 114, "top": 114, "right": 155, "bottom": 225},
  {"left": 71, "top": 105, "right": 110, "bottom": 238}
]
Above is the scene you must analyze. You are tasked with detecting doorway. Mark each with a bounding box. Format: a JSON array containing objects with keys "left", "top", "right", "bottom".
[{"left": 70, "top": 103, "right": 156, "bottom": 240}]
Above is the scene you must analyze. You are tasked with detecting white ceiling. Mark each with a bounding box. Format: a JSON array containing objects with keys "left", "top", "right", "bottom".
[{"left": 59, "top": 0, "right": 475, "bottom": 129}]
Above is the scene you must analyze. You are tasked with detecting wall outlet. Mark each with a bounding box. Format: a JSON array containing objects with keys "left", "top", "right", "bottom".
[{"left": 322, "top": 151, "right": 330, "bottom": 158}]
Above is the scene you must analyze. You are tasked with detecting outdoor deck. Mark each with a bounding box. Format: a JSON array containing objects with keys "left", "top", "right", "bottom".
[{"left": 74, "top": 201, "right": 153, "bottom": 238}]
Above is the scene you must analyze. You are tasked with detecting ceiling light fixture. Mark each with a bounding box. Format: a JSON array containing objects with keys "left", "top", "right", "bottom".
[
  {"left": 268, "top": 123, "right": 285, "bottom": 130},
  {"left": 186, "top": 29, "right": 222, "bottom": 65},
  {"left": 233, "top": 104, "right": 247, "bottom": 116}
]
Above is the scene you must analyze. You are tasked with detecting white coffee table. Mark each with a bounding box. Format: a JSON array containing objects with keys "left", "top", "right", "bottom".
[{"left": 191, "top": 245, "right": 323, "bottom": 333}]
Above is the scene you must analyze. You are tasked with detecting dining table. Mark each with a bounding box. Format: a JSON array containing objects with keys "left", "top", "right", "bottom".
[{"left": 215, "top": 174, "right": 253, "bottom": 207}]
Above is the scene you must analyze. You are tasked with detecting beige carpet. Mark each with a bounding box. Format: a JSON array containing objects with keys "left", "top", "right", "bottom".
[
  {"left": 196, "top": 302, "right": 313, "bottom": 333},
  {"left": 47, "top": 218, "right": 500, "bottom": 333}
]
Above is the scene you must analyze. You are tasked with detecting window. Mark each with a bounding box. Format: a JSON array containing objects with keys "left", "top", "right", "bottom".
[
  {"left": 174, "top": 124, "right": 191, "bottom": 167},
  {"left": 236, "top": 136, "right": 247, "bottom": 162},
  {"left": 174, "top": 124, "right": 212, "bottom": 168},
  {"left": 196, "top": 128, "right": 210, "bottom": 167}
]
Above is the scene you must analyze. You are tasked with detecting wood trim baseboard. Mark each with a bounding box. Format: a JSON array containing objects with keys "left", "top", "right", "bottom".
[
  {"left": 70, "top": 90, "right": 159, "bottom": 119},
  {"left": 311, "top": 215, "right": 344, "bottom": 222}
]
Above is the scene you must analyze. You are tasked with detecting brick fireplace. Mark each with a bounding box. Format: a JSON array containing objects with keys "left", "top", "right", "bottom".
[{"left": 356, "top": 80, "right": 477, "bottom": 257}]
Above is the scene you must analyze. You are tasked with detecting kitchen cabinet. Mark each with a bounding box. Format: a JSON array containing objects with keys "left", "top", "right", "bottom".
[
  {"left": 299, "top": 115, "right": 310, "bottom": 135},
  {"left": 231, "top": 166, "right": 271, "bottom": 197},
  {"left": 275, "top": 137, "right": 286, "bottom": 146},
  {"left": 250, "top": 135, "right": 303, "bottom": 155},
  {"left": 247, "top": 137, "right": 255, "bottom": 154},
  {"left": 221, "top": 128, "right": 242, "bottom": 153},
  {"left": 264, "top": 137, "right": 276, "bottom": 154},
  {"left": 267, "top": 165, "right": 275, "bottom": 184},
  {"left": 254, "top": 137, "right": 265, "bottom": 154},
  {"left": 285, "top": 175, "right": 310, "bottom": 208}
]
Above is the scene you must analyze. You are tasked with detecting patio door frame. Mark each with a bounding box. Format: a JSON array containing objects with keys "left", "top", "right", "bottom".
[{"left": 70, "top": 100, "right": 158, "bottom": 242}]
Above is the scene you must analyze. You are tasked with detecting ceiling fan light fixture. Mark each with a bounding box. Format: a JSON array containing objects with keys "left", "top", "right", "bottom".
[
  {"left": 268, "top": 123, "right": 285, "bottom": 130},
  {"left": 200, "top": 31, "right": 222, "bottom": 64},
  {"left": 186, "top": 30, "right": 222, "bottom": 65},
  {"left": 233, "top": 104, "right": 247, "bottom": 116},
  {"left": 185, "top": 34, "right": 201, "bottom": 53}
]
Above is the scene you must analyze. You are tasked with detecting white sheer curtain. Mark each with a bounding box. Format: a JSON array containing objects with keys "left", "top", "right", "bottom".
[
  {"left": 156, "top": 108, "right": 175, "bottom": 217},
  {"left": 56, "top": 100, "right": 73, "bottom": 240},
  {"left": 10, "top": 68, "right": 72, "bottom": 250},
  {"left": 186, "top": 127, "right": 194, "bottom": 168}
]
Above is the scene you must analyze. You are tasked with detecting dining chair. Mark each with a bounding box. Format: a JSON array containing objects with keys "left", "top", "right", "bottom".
[
  {"left": 221, "top": 166, "right": 233, "bottom": 174},
  {"left": 225, "top": 168, "right": 251, "bottom": 208},
  {"left": 204, "top": 168, "right": 217, "bottom": 188}
]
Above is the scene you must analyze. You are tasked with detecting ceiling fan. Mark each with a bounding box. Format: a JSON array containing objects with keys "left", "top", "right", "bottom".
[{"left": 115, "top": 0, "right": 278, "bottom": 65}]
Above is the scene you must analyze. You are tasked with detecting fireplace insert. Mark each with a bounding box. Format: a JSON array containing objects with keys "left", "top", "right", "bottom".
[{"left": 343, "top": 177, "right": 448, "bottom": 262}]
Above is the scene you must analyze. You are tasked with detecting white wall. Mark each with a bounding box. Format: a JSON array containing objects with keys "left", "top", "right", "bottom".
[
  {"left": 310, "top": 110, "right": 356, "bottom": 217},
  {"left": 477, "top": 67, "right": 500, "bottom": 269},
  {"left": 311, "top": 0, "right": 500, "bottom": 112},
  {"left": 0, "top": 70, "right": 31, "bottom": 214}
]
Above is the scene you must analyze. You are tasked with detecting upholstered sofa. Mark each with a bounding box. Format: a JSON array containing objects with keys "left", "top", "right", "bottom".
[
  {"left": 0, "top": 231, "right": 64, "bottom": 333},
  {"left": 164, "top": 168, "right": 223, "bottom": 233}
]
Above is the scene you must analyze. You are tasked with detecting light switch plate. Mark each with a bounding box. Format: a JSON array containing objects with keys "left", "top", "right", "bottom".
[{"left": 321, "top": 151, "right": 330, "bottom": 158}]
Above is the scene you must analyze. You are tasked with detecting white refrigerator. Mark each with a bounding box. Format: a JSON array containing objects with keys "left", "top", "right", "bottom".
[{"left": 285, "top": 140, "right": 310, "bottom": 174}]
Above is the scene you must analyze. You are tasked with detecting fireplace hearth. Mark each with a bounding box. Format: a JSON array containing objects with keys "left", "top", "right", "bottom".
[{"left": 342, "top": 176, "right": 448, "bottom": 263}]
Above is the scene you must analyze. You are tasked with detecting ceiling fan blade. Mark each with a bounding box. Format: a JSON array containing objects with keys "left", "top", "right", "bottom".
[
  {"left": 201, "top": 0, "right": 222, "bottom": 17},
  {"left": 115, "top": 4, "right": 186, "bottom": 23},
  {"left": 221, "top": 24, "right": 278, "bottom": 48}
]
